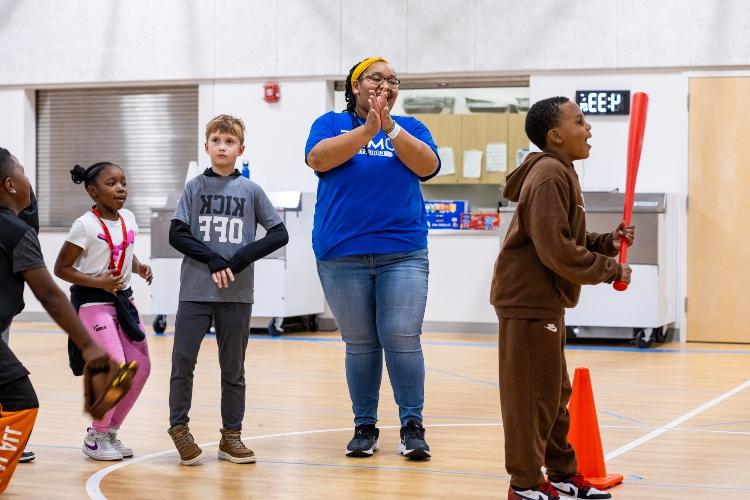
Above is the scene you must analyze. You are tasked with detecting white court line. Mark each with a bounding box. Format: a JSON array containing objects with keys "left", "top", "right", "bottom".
[
  {"left": 86, "top": 422, "right": 501, "bottom": 499},
  {"left": 605, "top": 378, "right": 750, "bottom": 462}
]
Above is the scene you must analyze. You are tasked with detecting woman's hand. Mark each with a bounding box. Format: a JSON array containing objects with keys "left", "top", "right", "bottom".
[
  {"left": 96, "top": 269, "right": 124, "bottom": 294},
  {"left": 377, "top": 89, "right": 394, "bottom": 132},
  {"left": 137, "top": 263, "right": 153, "bottom": 285},
  {"left": 364, "top": 91, "right": 381, "bottom": 136},
  {"left": 368, "top": 89, "right": 394, "bottom": 133}
]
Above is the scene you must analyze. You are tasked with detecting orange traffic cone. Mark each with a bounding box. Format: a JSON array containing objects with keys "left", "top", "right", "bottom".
[{"left": 567, "top": 367, "right": 623, "bottom": 489}]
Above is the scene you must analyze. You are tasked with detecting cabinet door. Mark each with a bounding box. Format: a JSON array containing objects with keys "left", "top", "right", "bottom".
[
  {"left": 412, "top": 114, "right": 462, "bottom": 184},
  {"left": 252, "top": 259, "right": 286, "bottom": 317},
  {"left": 461, "top": 113, "right": 508, "bottom": 184}
]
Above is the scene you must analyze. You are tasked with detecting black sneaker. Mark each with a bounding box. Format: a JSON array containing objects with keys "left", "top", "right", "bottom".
[
  {"left": 399, "top": 419, "right": 431, "bottom": 460},
  {"left": 551, "top": 473, "right": 612, "bottom": 499},
  {"left": 345, "top": 424, "right": 379, "bottom": 457},
  {"left": 19, "top": 450, "right": 35, "bottom": 463}
]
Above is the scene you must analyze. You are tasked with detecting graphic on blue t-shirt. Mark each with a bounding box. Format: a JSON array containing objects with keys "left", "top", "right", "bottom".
[{"left": 349, "top": 131, "right": 395, "bottom": 158}]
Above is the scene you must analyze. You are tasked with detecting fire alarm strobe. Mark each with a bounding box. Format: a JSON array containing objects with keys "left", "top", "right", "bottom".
[{"left": 263, "top": 82, "right": 280, "bottom": 103}]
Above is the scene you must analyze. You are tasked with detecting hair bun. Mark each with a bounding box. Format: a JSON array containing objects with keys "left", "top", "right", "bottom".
[{"left": 70, "top": 164, "right": 86, "bottom": 184}]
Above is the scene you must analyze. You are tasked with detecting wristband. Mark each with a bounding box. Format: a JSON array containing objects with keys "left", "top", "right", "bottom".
[{"left": 386, "top": 122, "right": 401, "bottom": 140}]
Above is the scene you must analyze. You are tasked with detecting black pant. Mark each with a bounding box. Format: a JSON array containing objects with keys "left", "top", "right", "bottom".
[
  {"left": 169, "top": 301, "right": 252, "bottom": 430},
  {"left": 0, "top": 376, "right": 39, "bottom": 412}
]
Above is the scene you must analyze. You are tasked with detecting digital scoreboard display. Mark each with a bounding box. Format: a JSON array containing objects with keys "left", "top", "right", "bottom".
[{"left": 576, "top": 90, "right": 630, "bottom": 115}]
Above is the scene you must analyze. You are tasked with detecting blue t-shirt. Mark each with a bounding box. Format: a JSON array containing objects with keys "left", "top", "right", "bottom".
[{"left": 305, "top": 111, "right": 441, "bottom": 260}]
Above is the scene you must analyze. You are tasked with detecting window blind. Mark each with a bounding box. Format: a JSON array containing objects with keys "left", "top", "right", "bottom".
[{"left": 36, "top": 86, "right": 198, "bottom": 228}]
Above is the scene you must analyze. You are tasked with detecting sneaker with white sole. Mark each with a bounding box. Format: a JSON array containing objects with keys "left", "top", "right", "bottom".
[
  {"left": 108, "top": 429, "right": 133, "bottom": 458},
  {"left": 345, "top": 424, "right": 379, "bottom": 457},
  {"left": 551, "top": 473, "right": 612, "bottom": 499},
  {"left": 399, "top": 419, "right": 431, "bottom": 460},
  {"left": 82, "top": 428, "right": 123, "bottom": 461},
  {"left": 19, "top": 450, "right": 35, "bottom": 463},
  {"left": 508, "top": 481, "right": 560, "bottom": 500}
]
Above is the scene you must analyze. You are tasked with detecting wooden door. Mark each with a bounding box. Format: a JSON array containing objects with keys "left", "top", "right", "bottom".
[{"left": 688, "top": 77, "right": 750, "bottom": 342}]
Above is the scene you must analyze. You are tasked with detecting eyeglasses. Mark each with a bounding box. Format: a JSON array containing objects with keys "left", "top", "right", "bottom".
[{"left": 360, "top": 73, "right": 401, "bottom": 87}]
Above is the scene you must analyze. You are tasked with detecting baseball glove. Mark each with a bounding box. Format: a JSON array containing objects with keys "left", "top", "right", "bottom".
[{"left": 83, "top": 359, "right": 138, "bottom": 419}]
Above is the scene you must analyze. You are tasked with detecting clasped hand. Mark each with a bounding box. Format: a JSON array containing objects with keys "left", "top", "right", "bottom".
[{"left": 364, "top": 89, "right": 394, "bottom": 136}]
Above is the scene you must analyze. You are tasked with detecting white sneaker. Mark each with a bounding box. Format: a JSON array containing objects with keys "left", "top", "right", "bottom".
[
  {"left": 108, "top": 429, "right": 133, "bottom": 458},
  {"left": 82, "top": 428, "right": 123, "bottom": 461}
]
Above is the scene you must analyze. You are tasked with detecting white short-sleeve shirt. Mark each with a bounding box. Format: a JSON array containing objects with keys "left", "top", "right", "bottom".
[{"left": 65, "top": 208, "right": 138, "bottom": 289}]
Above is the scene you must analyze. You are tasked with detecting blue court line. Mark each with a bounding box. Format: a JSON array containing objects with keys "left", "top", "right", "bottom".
[
  {"left": 597, "top": 409, "right": 643, "bottom": 424},
  {"left": 426, "top": 366, "right": 499, "bottom": 387},
  {"left": 693, "top": 419, "right": 750, "bottom": 428},
  {"left": 10, "top": 328, "right": 750, "bottom": 355}
]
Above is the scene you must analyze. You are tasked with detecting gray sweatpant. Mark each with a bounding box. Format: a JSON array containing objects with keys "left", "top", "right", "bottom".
[{"left": 168, "top": 301, "right": 252, "bottom": 430}]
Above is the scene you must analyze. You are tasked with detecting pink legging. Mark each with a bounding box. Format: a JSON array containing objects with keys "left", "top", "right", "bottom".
[{"left": 78, "top": 303, "right": 151, "bottom": 433}]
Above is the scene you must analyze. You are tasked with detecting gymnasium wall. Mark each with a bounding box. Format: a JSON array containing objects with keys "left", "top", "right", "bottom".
[{"left": 1, "top": 0, "right": 748, "bottom": 85}]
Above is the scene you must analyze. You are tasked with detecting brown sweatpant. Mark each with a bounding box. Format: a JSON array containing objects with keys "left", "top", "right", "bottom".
[{"left": 498, "top": 315, "right": 578, "bottom": 489}]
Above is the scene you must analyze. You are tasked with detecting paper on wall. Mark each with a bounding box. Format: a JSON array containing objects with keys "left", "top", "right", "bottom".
[
  {"left": 436, "top": 147, "right": 455, "bottom": 175},
  {"left": 486, "top": 143, "right": 507, "bottom": 172},
  {"left": 463, "top": 149, "right": 482, "bottom": 179}
]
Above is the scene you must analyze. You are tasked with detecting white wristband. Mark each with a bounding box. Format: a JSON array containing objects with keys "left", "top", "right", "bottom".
[{"left": 386, "top": 122, "right": 401, "bottom": 140}]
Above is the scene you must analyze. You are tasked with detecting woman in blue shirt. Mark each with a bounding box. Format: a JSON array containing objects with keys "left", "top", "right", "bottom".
[{"left": 305, "top": 57, "right": 440, "bottom": 460}]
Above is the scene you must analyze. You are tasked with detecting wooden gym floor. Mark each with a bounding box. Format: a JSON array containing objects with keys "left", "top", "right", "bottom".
[{"left": 4, "top": 321, "right": 750, "bottom": 499}]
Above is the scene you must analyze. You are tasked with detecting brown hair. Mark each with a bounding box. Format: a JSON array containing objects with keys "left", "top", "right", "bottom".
[{"left": 205, "top": 114, "right": 245, "bottom": 144}]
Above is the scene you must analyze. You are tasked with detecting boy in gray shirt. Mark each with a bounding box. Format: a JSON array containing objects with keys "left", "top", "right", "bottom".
[{"left": 167, "top": 115, "right": 288, "bottom": 466}]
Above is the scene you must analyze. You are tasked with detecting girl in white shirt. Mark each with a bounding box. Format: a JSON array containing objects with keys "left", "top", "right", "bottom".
[{"left": 55, "top": 162, "right": 152, "bottom": 461}]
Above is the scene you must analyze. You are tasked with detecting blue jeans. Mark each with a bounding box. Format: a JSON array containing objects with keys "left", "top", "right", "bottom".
[{"left": 317, "top": 249, "right": 429, "bottom": 427}]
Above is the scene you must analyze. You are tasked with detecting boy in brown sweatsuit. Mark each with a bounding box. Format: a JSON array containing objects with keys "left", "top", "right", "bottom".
[{"left": 491, "top": 96, "right": 634, "bottom": 500}]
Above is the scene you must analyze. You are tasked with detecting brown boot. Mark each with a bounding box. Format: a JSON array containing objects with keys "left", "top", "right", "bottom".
[
  {"left": 218, "top": 428, "right": 256, "bottom": 464},
  {"left": 168, "top": 424, "right": 204, "bottom": 466}
]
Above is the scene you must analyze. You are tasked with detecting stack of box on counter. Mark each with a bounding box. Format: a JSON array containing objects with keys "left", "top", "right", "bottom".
[{"left": 424, "top": 200, "right": 499, "bottom": 230}]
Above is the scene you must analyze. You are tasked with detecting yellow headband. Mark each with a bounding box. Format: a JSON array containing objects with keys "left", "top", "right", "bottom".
[{"left": 351, "top": 57, "right": 388, "bottom": 83}]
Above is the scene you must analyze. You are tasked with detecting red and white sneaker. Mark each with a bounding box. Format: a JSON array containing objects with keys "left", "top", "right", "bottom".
[
  {"left": 551, "top": 473, "right": 612, "bottom": 499},
  {"left": 508, "top": 481, "right": 560, "bottom": 499}
]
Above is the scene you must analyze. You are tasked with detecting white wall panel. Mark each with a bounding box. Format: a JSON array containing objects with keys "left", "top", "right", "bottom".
[
  {"left": 214, "top": 0, "right": 278, "bottom": 78},
  {"left": 3, "top": 1, "right": 750, "bottom": 86},
  {"left": 543, "top": 0, "right": 618, "bottom": 70},
  {"left": 90, "top": 0, "right": 215, "bottom": 82},
  {"left": 341, "top": 0, "right": 408, "bottom": 74},
  {"left": 617, "top": 0, "right": 691, "bottom": 68},
  {"left": 276, "top": 0, "right": 341, "bottom": 76},
  {"left": 476, "top": 0, "right": 545, "bottom": 71},
  {"left": 690, "top": 0, "right": 750, "bottom": 67},
  {"left": 0, "top": 0, "right": 94, "bottom": 85},
  {"left": 407, "top": 0, "right": 477, "bottom": 73}
]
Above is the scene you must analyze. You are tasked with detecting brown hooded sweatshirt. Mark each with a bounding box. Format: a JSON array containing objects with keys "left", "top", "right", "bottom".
[{"left": 490, "top": 152, "right": 622, "bottom": 318}]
